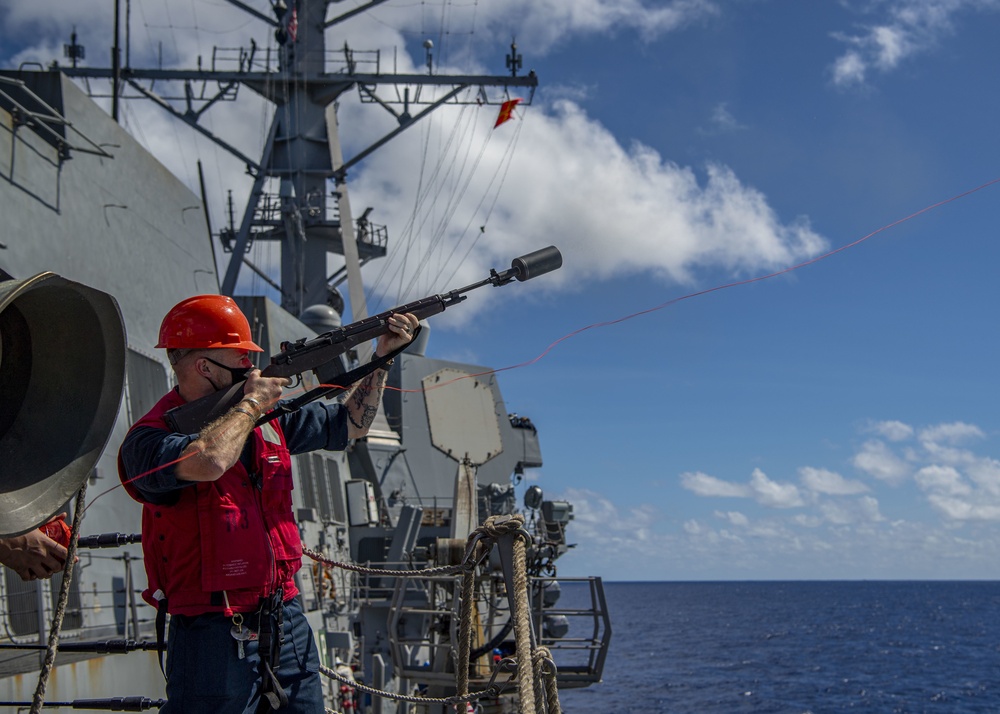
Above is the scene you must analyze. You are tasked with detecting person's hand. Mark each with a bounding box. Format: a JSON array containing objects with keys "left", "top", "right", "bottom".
[
  {"left": 0, "top": 529, "right": 68, "bottom": 582},
  {"left": 243, "top": 369, "right": 291, "bottom": 408},
  {"left": 375, "top": 312, "right": 419, "bottom": 357}
]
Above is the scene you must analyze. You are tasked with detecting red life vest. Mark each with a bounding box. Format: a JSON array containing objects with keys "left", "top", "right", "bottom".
[{"left": 118, "top": 388, "right": 301, "bottom": 616}]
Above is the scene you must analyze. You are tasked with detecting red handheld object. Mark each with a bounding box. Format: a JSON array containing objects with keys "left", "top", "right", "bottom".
[{"left": 39, "top": 514, "right": 72, "bottom": 548}]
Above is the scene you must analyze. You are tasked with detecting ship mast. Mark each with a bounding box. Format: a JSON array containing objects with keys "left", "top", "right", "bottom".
[{"left": 63, "top": 0, "right": 537, "bottom": 322}]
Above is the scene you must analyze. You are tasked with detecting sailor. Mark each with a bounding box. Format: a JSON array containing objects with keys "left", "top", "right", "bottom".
[{"left": 118, "top": 294, "right": 417, "bottom": 714}]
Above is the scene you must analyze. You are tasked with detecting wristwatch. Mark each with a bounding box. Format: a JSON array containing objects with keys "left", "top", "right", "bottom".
[{"left": 372, "top": 352, "right": 394, "bottom": 370}]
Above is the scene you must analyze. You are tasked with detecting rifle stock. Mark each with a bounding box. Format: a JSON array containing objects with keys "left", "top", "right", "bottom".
[{"left": 163, "top": 245, "right": 562, "bottom": 434}]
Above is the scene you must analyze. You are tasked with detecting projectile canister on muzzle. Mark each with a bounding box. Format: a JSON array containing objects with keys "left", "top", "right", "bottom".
[
  {"left": 0, "top": 272, "right": 126, "bottom": 537},
  {"left": 511, "top": 245, "right": 562, "bottom": 281}
]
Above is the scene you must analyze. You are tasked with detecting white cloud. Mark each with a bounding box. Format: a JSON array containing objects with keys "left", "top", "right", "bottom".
[
  {"left": 913, "top": 459, "right": 1000, "bottom": 523},
  {"left": 915, "top": 465, "right": 971, "bottom": 496},
  {"left": 858, "top": 495, "right": 884, "bottom": 523},
  {"left": 792, "top": 513, "right": 823, "bottom": 528},
  {"left": 819, "top": 495, "right": 884, "bottom": 526},
  {"left": 749, "top": 468, "right": 804, "bottom": 508},
  {"left": 570, "top": 415, "right": 1000, "bottom": 578},
  {"left": 925, "top": 494, "right": 1000, "bottom": 521},
  {"left": 830, "top": 0, "right": 1000, "bottom": 88},
  {"left": 871, "top": 24, "right": 913, "bottom": 68},
  {"left": 672, "top": 419, "right": 1000, "bottom": 572},
  {"left": 852, "top": 439, "right": 910, "bottom": 484},
  {"left": 966, "top": 458, "right": 1000, "bottom": 496},
  {"left": 919, "top": 421, "right": 985, "bottom": 445},
  {"left": 681, "top": 471, "right": 750, "bottom": 498},
  {"left": 682, "top": 469, "right": 804, "bottom": 508},
  {"left": 715, "top": 510, "right": 749, "bottom": 527},
  {"left": 700, "top": 102, "right": 748, "bottom": 135},
  {"left": 562, "top": 486, "right": 635, "bottom": 536},
  {"left": 800, "top": 466, "right": 870, "bottom": 496},
  {"left": 819, "top": 500, "right": 856, "bottom": 526},
  {"left": 831, "top": 49, "right": 867, "bottom": 86},
  {"left": 471, "top": 0, "right": 720, "bottom": 50},
  {"left": 868, "top": 420, "right": 914, "bottom": 442},
  {"left": 558, "top": 490, "right": 665, "bottom": 549},
  {"left": 683, "top": 519, "right": 703, "bottom": 535},
  {"left": 353, "top": 98, "right": 828, "bottom": 323},
  {"left": 559, "top": 469, "right": 1000, "bottom": 579}
]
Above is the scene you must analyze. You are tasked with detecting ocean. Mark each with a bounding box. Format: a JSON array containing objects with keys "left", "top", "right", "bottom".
[{"left": 556, "top": 581, "right": 1000, "bottom": 713}]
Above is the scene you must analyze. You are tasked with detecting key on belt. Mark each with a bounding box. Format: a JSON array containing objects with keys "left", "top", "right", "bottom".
[{"left": 230, "top": 613, "right": 258, "bottom": 659}]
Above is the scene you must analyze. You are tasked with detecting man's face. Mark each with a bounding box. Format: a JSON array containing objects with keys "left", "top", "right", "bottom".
[{"left": 199, "top": 348, "right": 252, "bottom": 389}]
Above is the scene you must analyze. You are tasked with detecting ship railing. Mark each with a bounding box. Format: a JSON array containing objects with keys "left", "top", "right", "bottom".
[
  {"left": 242, "top": 191, "right": 386, "bottom": 250},
  {"left": 0, "top": 75, "right": 113, "bottom": 161},
  {"left": 302, "top": 549, "right": 359, "bottom": 616},
  {"left": 530, "top": 576, "right": 611, "bottom": 688},
  {"left": 210, "top": 45, "right": 381, "bottom": 76},
  {"left": 0, "top": 550, "right": 156, "bottom": 676},
  {"left": 351, "top": 558, "right": 416, "bottom": 604},
  {"left": 386, "top": 572, "right": 479, "bottom": 686},
  {"left": 225, "top": 193, "right": 334, "bottom": 250},
  {"left": 384, "top": 571, "right": 611, "bottom": 690},
  {"left": 212, "top": 45, "right": 273, "bottom": 74}
]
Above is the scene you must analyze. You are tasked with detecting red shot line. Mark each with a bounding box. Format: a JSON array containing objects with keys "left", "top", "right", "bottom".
[{"left": 444, "top": 175, "right": 1000, "bottom": 384}]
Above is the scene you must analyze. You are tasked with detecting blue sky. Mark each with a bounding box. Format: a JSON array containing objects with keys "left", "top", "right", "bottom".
[{"left": 5, "top": 0, "right": 1000, "bottom": 580}]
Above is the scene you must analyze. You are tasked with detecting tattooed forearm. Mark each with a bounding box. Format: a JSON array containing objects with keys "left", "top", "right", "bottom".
[
  {"left": 357, "top": 403, "right": 379, "bottom": 429},
  {"left": 346, "top": 369, "right": 388, "bottom": 433}
]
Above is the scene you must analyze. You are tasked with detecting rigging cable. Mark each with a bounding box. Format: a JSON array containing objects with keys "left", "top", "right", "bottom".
[
  {"left": 373, "top": 97, "right": 510, "bottom": 309},
  {"left": 123, "top": 2, "right": 178, "bottom": 164},
  {"left": 370, "top": 96, "right": 526, "bottom": 308},
  {"left": 403, "top": 101, "right": 485, "bottom": 297},
  {"left": 429, "top": 102, "right": 504, "bottom": 279},
  {"left": 398, "top": 105, "right": 475, "bottom": 292},
  {"left": 437, "top": 0, "right": 451, "bottom": 68},
  {"left": 438, "top": 104, "right": 526, "bottom": 290},
  {"left": 360, "top": 84, "right": 459, "bottom": 301},
  {"left": 366, "top": 99, "right": 478, "bottom": 302}
]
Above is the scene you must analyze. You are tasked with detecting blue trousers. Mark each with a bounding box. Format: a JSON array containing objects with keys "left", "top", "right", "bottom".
[{"left": 161, "top": 597, "right": 324, "bottom": 714}]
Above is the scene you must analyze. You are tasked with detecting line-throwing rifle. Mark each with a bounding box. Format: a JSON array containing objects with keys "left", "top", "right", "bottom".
[{"left": 164, "top": 246, "right": 562, "bottom": 434}]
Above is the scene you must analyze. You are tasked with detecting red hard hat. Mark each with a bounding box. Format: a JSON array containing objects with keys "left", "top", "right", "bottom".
[{"left": 156, "top": 295, "right": 263, "bottom": 351}]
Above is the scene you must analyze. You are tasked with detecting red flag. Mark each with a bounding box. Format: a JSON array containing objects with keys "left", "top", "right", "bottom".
[
  {"left": 288, "top": 8, "right": 298, "bottom": 42},
  {"left": 493, "top": 98, "right": 522, "bottom": 128}
]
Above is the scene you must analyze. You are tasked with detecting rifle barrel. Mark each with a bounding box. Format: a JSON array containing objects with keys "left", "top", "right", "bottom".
[{"left": 163, "top": 246, "right": 562, "bottom": 433}]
